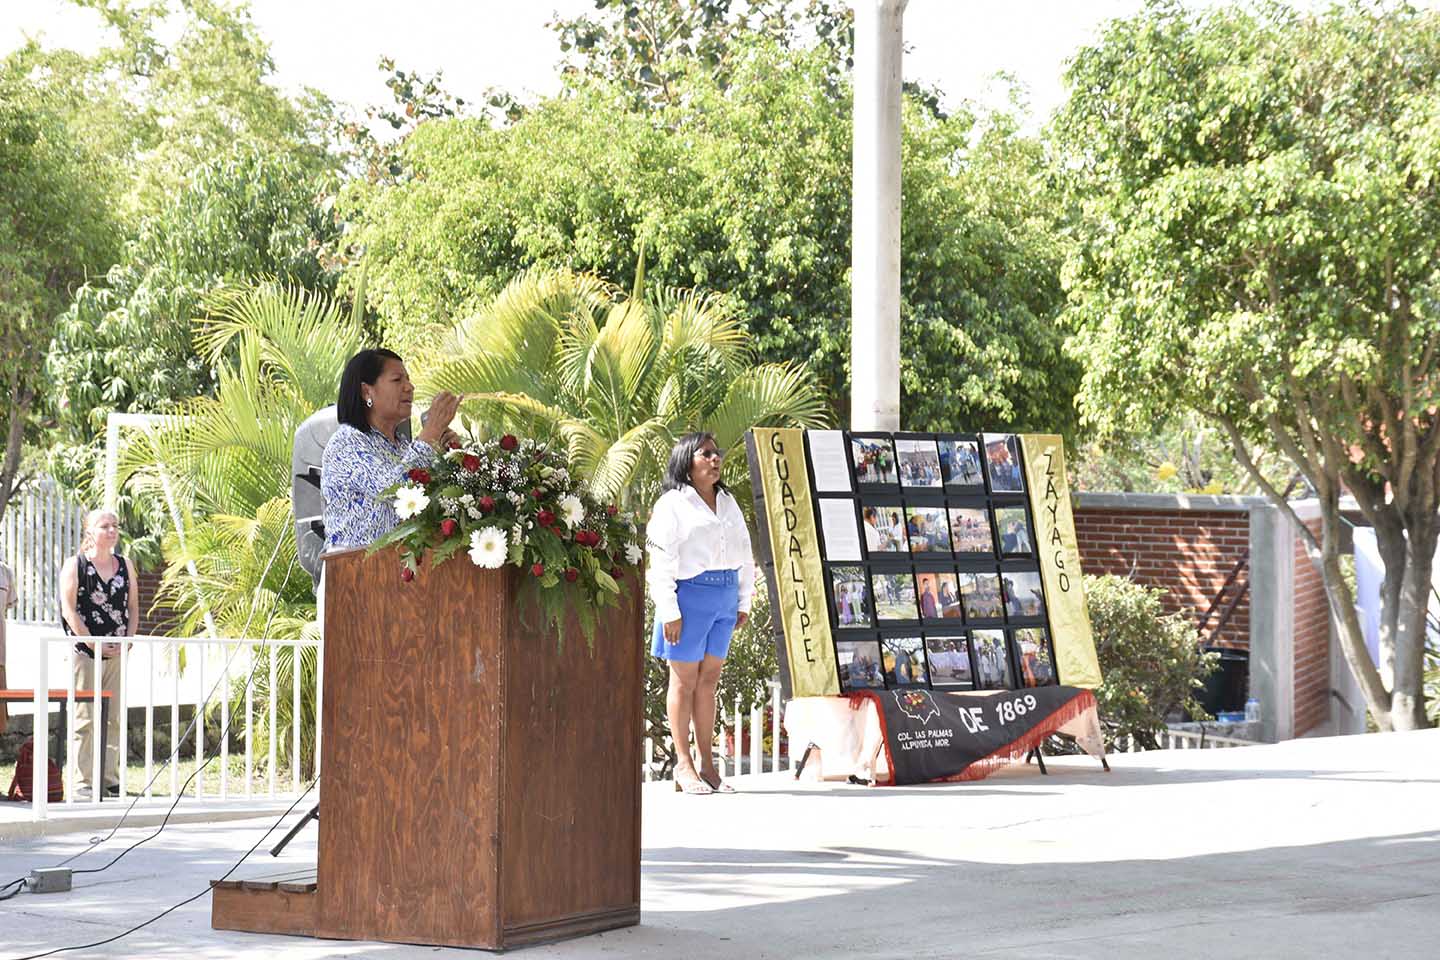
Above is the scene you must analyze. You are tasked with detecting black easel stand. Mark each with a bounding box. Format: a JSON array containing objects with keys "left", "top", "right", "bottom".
[
  {"left": 1025, "top": 747, "right": 1048, "bottom": 775},
  {"left": 270, "top": 804, "right": 319, "bottom": 857}
]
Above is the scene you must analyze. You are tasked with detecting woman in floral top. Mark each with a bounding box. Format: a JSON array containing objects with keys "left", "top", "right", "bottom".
[
  {"left": 59, "top": 509, "right": 140, "bottom": 798},
  {"left": 321, "top": 349, "right": 461, "bottom": 551}
]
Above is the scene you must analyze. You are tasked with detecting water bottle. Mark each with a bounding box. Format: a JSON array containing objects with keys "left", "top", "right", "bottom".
[{"left": 1244, "top": 697, "right": 1260, "bottom": 724}]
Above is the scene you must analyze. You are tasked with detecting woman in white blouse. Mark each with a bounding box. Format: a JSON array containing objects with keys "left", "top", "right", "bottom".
[{"left": 646, "top": 432, "right": 755, "bottom": 795}]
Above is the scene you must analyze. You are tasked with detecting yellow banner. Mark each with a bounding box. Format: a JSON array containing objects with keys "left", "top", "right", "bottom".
[
  {"left": 750, "top": 428, "right": 839, "bottom": 698},
  {"left": 1021, "top": 435, "right": 1103, "bottom": 689}
]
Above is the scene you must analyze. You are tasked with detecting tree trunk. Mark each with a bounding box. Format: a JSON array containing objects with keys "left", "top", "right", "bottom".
[
  {"left": 0, "top": 382, "right": 31, "bottom": 527},
  {"left": 1391, "top": 513, "right": 1436, "bottom": 730}
]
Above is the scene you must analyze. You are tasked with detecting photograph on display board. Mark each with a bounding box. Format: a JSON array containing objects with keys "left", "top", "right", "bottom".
[
  {"left": 818, "top": 497, "right": 864, "bottom": 561},
  {"left": 837, "top": 638, "right": 886, "bottom": 691},
  {"left": 895, "top": 437, "right": 944, "bottom": 488},
  {"left": 1014, "top": 627, "right": 1058, "bottom": 688},
  {"left": 982, "top": 433, "right": 1025, "bottom": 494},
  {"left": 960, "top": 571, "right": 1004, "bottom": 620},
  {"left": 881, "top": 635, "right": 929, "bottom": 687},
  {"left": 1001, "top": 570, "right": 1045, "bottom": 619},
  {"left": 830, "top": 565, "right": 874, "bottom": 628},
  {"left": 861, "top": 504, "right": 910, "bottom": 555},
  {"left": 870, "top": 570, "right": 919, "bottom": 621},
  {"left": 938, "top": 438, "right": 985, "bottom": 491},
  {"left": 915, "top": 570, "right": 962, "bottom": 620},
  {"left": 972, "top": 629, "right": 1014, "bottom": 690},
  {"left": 905, "top": 505, "right": 953, "bottom": 554},
  {"left": 949, "top": 506, "right": 995, "bottom": 555},
  {"left": 851, "top": 435, "right": 899, "bottom": 486},
  {"left": 927, "top": 634, "right": 975, "bottom": 687},
  {"left": 993, "top": 505, "right": 1034, "bottom": 556}
]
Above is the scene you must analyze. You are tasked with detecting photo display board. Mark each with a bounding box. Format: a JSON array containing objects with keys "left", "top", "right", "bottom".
[{"left": 746, "top": 428, "right": 1102, "bottom": 700}]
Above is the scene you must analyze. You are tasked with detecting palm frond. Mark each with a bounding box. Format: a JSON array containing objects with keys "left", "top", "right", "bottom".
[{"left": 702, "top": 362, "right": 834, "bottom": 451}]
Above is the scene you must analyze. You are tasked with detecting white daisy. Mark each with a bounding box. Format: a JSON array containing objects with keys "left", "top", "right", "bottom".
[
  {"left": 394, "top": 485, "right": 430, "bottom": 520},
  {"left": 559, "top": 494, "right": 584, "bottom": 527},
  {"left": 624, "top": 542, "right": 643, "bottom": 565},
  {"left": 468, "top": 527, "right": 508, "bottom": 568}
]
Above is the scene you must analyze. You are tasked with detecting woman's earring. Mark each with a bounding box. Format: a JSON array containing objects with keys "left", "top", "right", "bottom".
[{"left": 365, "top": 397, "right": 373, "bottom": 408}]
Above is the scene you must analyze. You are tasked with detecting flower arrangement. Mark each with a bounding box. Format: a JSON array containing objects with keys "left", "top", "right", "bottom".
[{"left": 371, "top": 433, "right": 645, "bottom": 645}]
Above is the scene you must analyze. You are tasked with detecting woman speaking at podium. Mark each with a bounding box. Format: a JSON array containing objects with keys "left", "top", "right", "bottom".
[
  {"left": 646, "top": 433, "right": 755, "bottom": 795},
  {"left": 321, "top": 349, "right": 461, "bottom": 550}
]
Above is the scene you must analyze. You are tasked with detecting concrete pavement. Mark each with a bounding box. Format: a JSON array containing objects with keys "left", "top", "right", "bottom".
[{"left": 3, "top": 729, "right": 1437, "bottom": 959}]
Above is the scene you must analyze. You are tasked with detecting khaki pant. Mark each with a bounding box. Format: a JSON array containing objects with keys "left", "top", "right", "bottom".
[{"left": 70, "top": 652, "right": 123, "bottom": 791}]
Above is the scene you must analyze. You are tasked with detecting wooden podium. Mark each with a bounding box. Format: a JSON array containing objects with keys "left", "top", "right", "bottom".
[{"left": 212, "top": 545, "right": 644, "bottom": 950}]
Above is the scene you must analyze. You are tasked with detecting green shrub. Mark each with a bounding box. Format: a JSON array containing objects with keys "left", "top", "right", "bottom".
[{"left": 1085, "top": 573, "right": 1218, "bottom": 749}]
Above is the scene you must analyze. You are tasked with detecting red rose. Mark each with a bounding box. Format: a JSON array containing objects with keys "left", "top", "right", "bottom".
[
  {"left": 531, "top": 562, "right": 545, "bottom": 577},
  {"left": 536, "top": 509, "right": 555, "bottom": 527},
  {"left": 578, "top": 530, "right": 599, "bottom": 547},
  {"left": 439, "top": 519, "right": 458, "bottom": 537},
  {"left": 400, "top": 566, "right": 415, "bottom": 583},
  {"left": 478, "top": 496, "right": 495, "bottom": 513},
  {"left": 564, "top": 567, "right": 579, "bottom": 582},
  {"left": 530, "top": 488, "right": 543, "bottom": 499},
  {"left": 610, "top": 566, "right": 622, "bottom": 579},
  {"left": 462, "top": 454, "right": 481, "bottom": 472},
  {"left": 407, "top": 468, "right": 431, "bottom": 485},
  {"left": 607, "top": 504, "right": 618, "bottom": 516},
  {"left": 447, "top": 439, "right": 461, "bottom": 450},
  {"left": 499, "top": 434, "right": 518, "bottom": 451}
]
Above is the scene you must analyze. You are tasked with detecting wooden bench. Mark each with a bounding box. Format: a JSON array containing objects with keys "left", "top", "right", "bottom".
[{"left": 0, "top": 690, "right": 115, "bottom": 799}]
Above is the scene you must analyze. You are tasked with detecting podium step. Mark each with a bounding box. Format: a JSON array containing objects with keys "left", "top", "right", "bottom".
[{"left": 211, "top": 866, "right": 318, "bottom": 936}]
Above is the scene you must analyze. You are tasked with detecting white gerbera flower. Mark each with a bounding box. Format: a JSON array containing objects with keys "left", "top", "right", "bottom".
[
  {"left": 559, "top": 494, "right": 584, "bottom": 527},
  {"left": 468, "top": 527, "right": 508, "bottom": 568},
  {"left": 624, "top": 542, "right": 643, "bottom": 565},
  {"left": 394, "top": 485, "right": 430, "bottom": 520}
]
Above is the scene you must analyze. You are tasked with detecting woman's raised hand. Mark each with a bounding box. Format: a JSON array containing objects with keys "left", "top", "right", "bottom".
[{"left": 417, "top": 391, "right": 462, "bottom": 446}]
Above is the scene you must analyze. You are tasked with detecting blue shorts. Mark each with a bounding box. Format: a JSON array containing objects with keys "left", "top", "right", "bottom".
[{"left": 652, "top": 569, "right": 740, "bottom": 663}]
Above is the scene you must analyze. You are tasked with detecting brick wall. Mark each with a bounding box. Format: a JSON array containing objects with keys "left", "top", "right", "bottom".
[
  {"left": 1073, "top": 507, "right": 1252, "bottom": 649},
  {"left": 1292, "top": 520, "right": 1330, "bottom": 736},
  {"left": 134, "top": 568, "right": 171, "bottom": 635}
]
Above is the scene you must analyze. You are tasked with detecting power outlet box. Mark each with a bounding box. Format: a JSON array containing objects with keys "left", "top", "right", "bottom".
[{"left": 29, "top": 868, "right": 72, "bottom": 894}]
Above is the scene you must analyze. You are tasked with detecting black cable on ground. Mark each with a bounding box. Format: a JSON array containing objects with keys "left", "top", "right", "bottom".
[
  {"left": 52, "top": 551, "right": 300, "bottom": 877},
  {"left": 6, "top": 777, "right": 317, "bottom": 960},
  {"left": 0, "top": 877, "right": 25, "bottom": 902}
]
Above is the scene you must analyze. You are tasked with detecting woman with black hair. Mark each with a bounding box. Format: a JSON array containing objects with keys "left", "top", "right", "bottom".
[
  {"left": 646, "top": 432, "right": 755, "bottom": 795},
  {"left": 321, "top": 348, "right": 461, "bottom": 550}
]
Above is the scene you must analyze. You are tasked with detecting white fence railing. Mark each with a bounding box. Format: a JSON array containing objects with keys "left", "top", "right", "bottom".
[
  {"left": 0, "top": 480, "right": 85, "bottom": 624},
  {"left": 18, "top": 632, "right": 321, "bottom": 821},
  {"left": 644, "top": 681, "right": 791, "bottom": 781},
  {"left": 1110, "top": 727, "right": 1258, "bottom": 752}
]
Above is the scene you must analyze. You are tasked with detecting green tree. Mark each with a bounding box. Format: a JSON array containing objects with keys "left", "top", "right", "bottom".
[
  {"left": 69, "top": 0, "right": 338, "bottom": 217},
  {"left": 47, "top": 144, "right": 341, "bottom": 527},
  {"left": 345, "top": 37, "right": 1077, "bottom": 436},
  {"left": 549, "top": 0, "right": 853, "bottom": 111},
  {"left": 418, "top": 265, "right": 829, "bottom": 507},
  {"left": 1055, "top": 0, "right": 1440, "bottom": 729},
  {"left": 0, "top": 45, "right": 121, "bottom": 523}
]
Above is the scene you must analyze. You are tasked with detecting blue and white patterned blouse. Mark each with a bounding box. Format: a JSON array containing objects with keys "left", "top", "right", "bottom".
[{"left": 321, "top": 424, "right": 436, "bottom": 550}]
